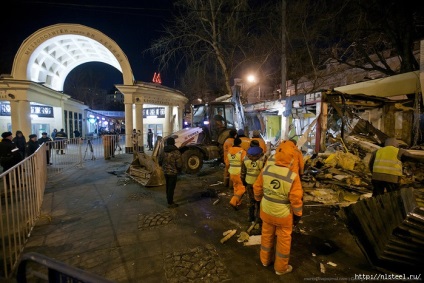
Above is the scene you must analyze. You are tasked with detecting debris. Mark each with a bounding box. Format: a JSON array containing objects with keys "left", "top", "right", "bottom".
[
  {"left": 220, "top": 229, "right": 237, "bottom": 244},
  {"left": 246, "top": 221, "right": 257, "bottom": 234},
  {"left": 320, "top": 263, "right": 326, "bottom": 273},
  {"left": 237, "top": 232, "right": 250, "bottom": 242},
  {"left": 327, "top": 261, "right": 337, "bottom": 267},
  {"left": 210, "top": 181, "right": 223, "bottom": 187},
  {"left": 222, "top": 230, "right": 233, "bottom": 236},
  {"left": 213, "top": 199, "right": 220, "bottom": 205},
  {"left": 312, "top": 253, "right": 316, "bottom": 257},
  {"left": 243, "top": 235, "right": 261, "bottom": 246}
]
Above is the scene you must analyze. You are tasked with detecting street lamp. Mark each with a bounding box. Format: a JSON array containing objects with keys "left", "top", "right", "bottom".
[{"left": 246, "top": 74, "right": 261, "bottom": 101}]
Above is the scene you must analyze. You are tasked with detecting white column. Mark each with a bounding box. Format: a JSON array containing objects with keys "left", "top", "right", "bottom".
[
  {"left": 135, "top": 103, "right": 144, "bottom": 151},
  {"left": 10, "top": 100, "right": 31, "bottom": 137},
  {"left": 124, "top": 103, "right": 133, "bottom": 151},
  {"left": 178, "top": 104, "right": 184, "bottom": 130},
  {"left": 163, "top": 106, "right": 172, "bottom": 137}
]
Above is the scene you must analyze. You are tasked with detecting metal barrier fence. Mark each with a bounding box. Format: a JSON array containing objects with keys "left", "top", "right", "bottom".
[
  {"left": 0, "top": 146, "right": 47, "bottom": 278},
  {"left": 0, "top": 134, "right": 129, "bottom": 279},
  {"left": 16, "top": 252, "right": 115, "bottom": 283},
  {"left": 46, "top": 135, "right": 127, "bottom": 176}
]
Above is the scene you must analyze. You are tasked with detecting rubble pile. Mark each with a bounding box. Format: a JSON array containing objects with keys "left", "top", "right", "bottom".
[{"left": 302, "top": 135, "right": 424, "bottom": 206}]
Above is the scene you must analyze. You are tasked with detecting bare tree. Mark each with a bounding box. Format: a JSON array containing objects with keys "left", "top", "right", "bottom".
[
  {"left": 324, "top": 0, "right": 423, "bottom": 75},
  {"left": 147, "top": 0, "right": 256, "bottom": 98}
]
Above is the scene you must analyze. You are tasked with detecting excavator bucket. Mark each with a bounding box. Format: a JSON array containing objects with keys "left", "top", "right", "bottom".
[{"left": 126, "top": 138, "right": 165, "bottom": 187}]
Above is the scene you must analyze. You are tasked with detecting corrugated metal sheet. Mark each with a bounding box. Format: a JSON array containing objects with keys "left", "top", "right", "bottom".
[{"left": 342, "top": 188, "right": 423, "bottom": 273}]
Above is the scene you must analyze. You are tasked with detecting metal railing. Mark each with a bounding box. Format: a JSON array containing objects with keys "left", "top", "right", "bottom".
[
  {"left": 0, "top": 146, "right": 47, "bottom": 278},
  {"left": 0, "top": 134, "right": 130, "bottom": 279},
  {"left": 16, "top": 252, "right": 115, "bottom": 282}
]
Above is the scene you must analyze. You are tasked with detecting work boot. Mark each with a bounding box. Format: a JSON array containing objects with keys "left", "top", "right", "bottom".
[{"left": 275, "top": 265, "right": 293, "bottom": 276}]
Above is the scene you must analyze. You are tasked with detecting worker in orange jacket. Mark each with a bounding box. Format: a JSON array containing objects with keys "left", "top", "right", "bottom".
[
  {"left": 251, "top": 130, "right": 267, "bottom": 154},
  {"left": 223, "top": 129, "right": 237, "bottom": 186},
  {"left": 226, "top": 137, "right": 246, "bottom": 209},
  {"left": 237, "top": 129, "right": 251, "bottom": 152},
  {"left": 253, "top": 141, "right": 303, "bottom": 276},
  {"left": 241, "top": 140, "right": 266, "bottom": 223}
]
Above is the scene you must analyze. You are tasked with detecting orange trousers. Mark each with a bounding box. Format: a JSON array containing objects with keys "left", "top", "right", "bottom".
[
  {"left": 229, "top": 174, "right": 245, "bottom": 207},
  {"left": 260, "top": 213, "right": 293, "bottom": 273}
]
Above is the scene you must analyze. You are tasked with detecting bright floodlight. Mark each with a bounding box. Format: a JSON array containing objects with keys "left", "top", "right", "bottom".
[{"left": 247, "top": 75, "right": 256, "bottom": 83}]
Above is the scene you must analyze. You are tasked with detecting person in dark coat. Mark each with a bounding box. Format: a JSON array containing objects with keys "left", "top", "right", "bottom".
[
  {"left": 38, "top": 132, "right": 53, "bottom": 165},
  {"left": 55, "top": 128, "right": 68, "bottom": 154},
  {"left": 12, "top": 130, "right": 26, "bottom": 159},
  {"left": 147, "top": 129, "right": 154, "bottom": 151},
  {"left": 51, "top": 129, "right": 57, "bottom": 140},
  {"left": 25, "top": 134, "right": 40, "bottom": 156},
  {"left": 159, "top": 137, "right": 183, "bottom": 208},
  {"left": 0, "top": 131, "right": 23, "bottom": 173}
]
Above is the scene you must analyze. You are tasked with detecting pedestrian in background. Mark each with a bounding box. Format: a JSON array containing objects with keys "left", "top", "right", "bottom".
[
  {"left": 147, "top": 129, "right": 154, "bottom": 151},
  {"left": 25, "top": 134, "right": 39, "bottom": 156},
  {"left": 369, "top": 137, "right": 424, "bottom": 196},
  {"left": 253, "top": 141, "right": 303, "bottom": 276},
  {"left": 226, "top": 137, "right": 246, "bottom": 209},
  {"left": 38, "top": 132, "right": 53, "bottom": 165},
  {"left": 159, "top": 137, "right": 182, "bottom": 208},
  {"left": 241, "top": 140, "right": 266, "bottom": 225},
  {"left": 54, "top": 128, "right": 67, "bottom": 154},
  {"left": 0, "top": 131, "right": 23, "bottom": 173},
  {"left": 73, "top": 129, "right": 81, "bottom": 138},
  {"left": 12, "top": 130, "right": 26, "bottom": 159},
  {"left": 51, "top": 129, "right": 57, "bottom": 140}
]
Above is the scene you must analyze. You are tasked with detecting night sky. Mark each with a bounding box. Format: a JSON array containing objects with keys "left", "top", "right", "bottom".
[{"left": 0, "top": 0, "right": 177, "bottom": 90}]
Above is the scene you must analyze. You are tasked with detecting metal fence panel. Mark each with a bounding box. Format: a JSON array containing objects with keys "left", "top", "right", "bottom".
[{"left": 1, "top": 134, "right": 129, "bottom": 279}]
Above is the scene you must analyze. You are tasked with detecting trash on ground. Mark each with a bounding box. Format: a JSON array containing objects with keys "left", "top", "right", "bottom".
[
  {"left": 220, "top": 229, "right": 237, "bottom": 244},
  {"left": 243, "top": 235, "right": 261, "bottom": 246}
]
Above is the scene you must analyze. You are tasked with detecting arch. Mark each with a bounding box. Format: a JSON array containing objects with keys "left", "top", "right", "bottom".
[{"left": 11, "top": 23, "right": 134, "bottom": 91}]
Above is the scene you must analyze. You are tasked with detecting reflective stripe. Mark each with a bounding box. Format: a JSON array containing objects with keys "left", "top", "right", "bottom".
[
  {"left": 263, "top": 170, "right": 293, "bottom": 183},
  {"left": 266, "top": 154, "right": 275, "bottom": 166},
  {"left": 244, "top": 157, "right": 264, "bottom": 184},
  {"left": 276, "top": 250, "right": 289, "bottom": 259},
  {"left": 292, "top": 206, "right": 302, "bottom": 213},
  {"left": 228, "top": 150, "right": 243, "bottom": 174},
  {"left": 261, "top": 245, "right": 271, "bottom": 252},
  {"left": 261, "top": 165, "right": 297, "bottom": 218},
  {"left": 263, "top": 194, "right": 290, "bottom": 204},
  {"left": 373, "top": 146, "right": 402, "bottom": 176}
]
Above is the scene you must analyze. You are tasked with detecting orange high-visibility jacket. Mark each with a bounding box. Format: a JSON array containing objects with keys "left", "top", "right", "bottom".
[
  {"left": 223, "top": 137, "right": 234, "bottom": 164},
  {"left": 277, "top": 140, "right": 304, "bottom": 176},
  {"left": 226, "top": 146, "right": 246, "bottom": 175},
  {"left": 240, "top": 137, "right": 251, "bottom": 152},
  {"left": 253, "top": 164, "right": 303, "bottom": 219}
]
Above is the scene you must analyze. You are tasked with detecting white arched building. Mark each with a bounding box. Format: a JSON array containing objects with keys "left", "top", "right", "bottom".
[{"left": 0, "top": 23, "right": 187, "bottom": 151}]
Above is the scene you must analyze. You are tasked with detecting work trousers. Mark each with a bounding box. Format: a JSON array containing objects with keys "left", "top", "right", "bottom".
[
  {"left": 260, "top": 214, "right": 293, "bottom": 273},
  {"left": 229, "top": 174, "right": 245, "bottom": 207},
  {"left": 165, "top": 174, "right": 178, "bottom": 204},
  {"left": 371, "top": 180, "right": 400, "bottom": 196},
  {"left": 246, "top": 184, "right": 261, "bottom": 223}
]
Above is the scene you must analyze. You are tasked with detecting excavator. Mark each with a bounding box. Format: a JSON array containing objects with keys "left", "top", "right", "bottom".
[{"left": 127, "top": 86, "right": 246, "bottom": 187}]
